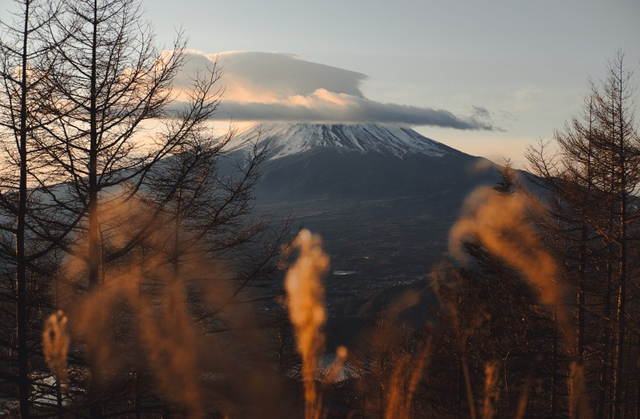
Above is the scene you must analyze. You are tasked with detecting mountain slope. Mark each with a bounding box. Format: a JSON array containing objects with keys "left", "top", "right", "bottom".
[
  {"left": 220, "top": 123, "right": 521, "bottom": 349},
  {"left": 225, "top": 122, "right": 492, "bottom": 203},
  {"left": 222, "top": 122, "right": 501, "bottom": 295}
]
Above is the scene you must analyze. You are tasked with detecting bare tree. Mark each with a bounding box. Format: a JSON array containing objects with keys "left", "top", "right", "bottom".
[
  {"left": 18, "top": 0, "right": 225, "bottom": 416},
  {"left": 0, "top": 1, "right": 63, "bottom": 416},
  {"left": 526, "top": 51, "right": 640, "bottom": 419}
]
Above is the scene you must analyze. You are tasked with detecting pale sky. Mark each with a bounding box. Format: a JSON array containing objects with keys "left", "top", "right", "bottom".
[{"left": 3, "top": 0, "right": 639, "bottom": 166}]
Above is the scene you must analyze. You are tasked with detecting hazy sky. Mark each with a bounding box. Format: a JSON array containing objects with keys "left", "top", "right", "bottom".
[
  {"left": 3, "top": 0, "right": 638, "bottom": 165},
  {"left": 145, "top": 0, "right": 640, "bottom": 166}
]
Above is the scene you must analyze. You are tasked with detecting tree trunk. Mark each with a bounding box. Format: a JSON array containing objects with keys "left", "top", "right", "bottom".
[
  {"left": 17, "top": 2, "right": 31, "bottom": 417},
  {"left": 612, "top": 64, "right": 629, "bottom": 419},
  {"left": 599, "top": 258, "right": 614, "bottom": 419},
  {"left": 88, "top": 3, "right": 103, "bottom": 418}
]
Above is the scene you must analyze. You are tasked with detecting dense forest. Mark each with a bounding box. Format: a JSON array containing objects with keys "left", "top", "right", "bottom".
[{"left": 0, "top": 1, "right": 638, "bottom": 418}]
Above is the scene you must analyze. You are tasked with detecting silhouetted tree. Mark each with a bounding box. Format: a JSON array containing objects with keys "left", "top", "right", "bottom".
[
  {"left": 526, "top": 51, "right": 640, "bottom": 419},
  {"left": 0, "top": 1, "right": 64, "bottom": 416},
  {"left": 0, "top": 0, "right": 235, "bottom": 416}
]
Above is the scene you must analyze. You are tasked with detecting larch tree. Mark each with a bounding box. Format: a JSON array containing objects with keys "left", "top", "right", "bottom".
[
  {"left": 526, "top": 51, "right": 640, "bottom": 419},
  {"left": 595, "top": 52, "right": 640, "bottom": 419},
  {"left": 0, "top": 1, "right": 63, "bottom": 416},
  {"left": 2, "top": 0, "right": 291, "bottom": 415},
  {"left": 24, "top": 0, "right": 222, "bottom": 416}
]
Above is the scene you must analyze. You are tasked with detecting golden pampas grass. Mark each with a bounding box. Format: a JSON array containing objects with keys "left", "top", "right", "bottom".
[
  {"left": 449, "top": 187, "right": 573, "bottom": 349},
  {"left": 285, "top": 229, "right": 329, "bottom": 419},
  {"left": 43, "top": 310, "right": 70, "bottom": 384},
  {"left": 385, "top": 338, "right": 432, "bottom": 419},
  {"left": 482, "top": 361, "right": 500, "bottom": 419}
]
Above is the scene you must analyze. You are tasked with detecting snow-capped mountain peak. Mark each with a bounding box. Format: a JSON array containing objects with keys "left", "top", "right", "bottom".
[{"left": 225, "top": 123, "right": 454, "bottom": 160}]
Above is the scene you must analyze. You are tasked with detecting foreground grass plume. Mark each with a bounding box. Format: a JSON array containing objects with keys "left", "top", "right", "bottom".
[
  {"left": 385, "top": 338, "right": 432, "bottom": 419},
  {"left": 43, "top": 310, "right": 70, "bottom": 385},
  {"left": 34, "top": 192, "right": 596, "bottom": 419},
  {"left": 482, "top": 360, "right": 500, "bottom": 419},
  {"left": 285, "top": 229, "right": 330, "bottom": 419},
  {"left": 449, "top": 187, "right": 572, "bottom": 348},
  {"left": 450, "top": 186, "right": 591, "bottom": 419}
]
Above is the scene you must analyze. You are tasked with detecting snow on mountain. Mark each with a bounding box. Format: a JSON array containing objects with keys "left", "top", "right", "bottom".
[{"left": 224, "top": 122, "right": 454, "bottom": 160}]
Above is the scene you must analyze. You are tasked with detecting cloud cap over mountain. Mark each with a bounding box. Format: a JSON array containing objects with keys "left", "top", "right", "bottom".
[{"left": 173, "top": 51, "right": 498, "bottom": 131}]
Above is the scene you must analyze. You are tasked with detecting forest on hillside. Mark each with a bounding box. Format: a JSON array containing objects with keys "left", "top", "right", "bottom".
[{"left": 0, "top": 1, "right": 639, "bottom": 418}]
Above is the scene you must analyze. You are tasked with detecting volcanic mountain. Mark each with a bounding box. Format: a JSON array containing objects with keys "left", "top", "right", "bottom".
[
  {"left": 223, "top": 122, "right": 501, "bottom": 297},
  {"left": 226, "top": 122, "right": 497, "bottom": 202}
]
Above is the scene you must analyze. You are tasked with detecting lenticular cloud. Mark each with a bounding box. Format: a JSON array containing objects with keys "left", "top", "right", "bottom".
[{"left": 172, "top": 50, "right": 498, "bottom": 131}]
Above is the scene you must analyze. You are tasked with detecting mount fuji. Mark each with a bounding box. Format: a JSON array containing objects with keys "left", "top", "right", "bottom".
[
  {"left": 223, "top": 122, "right": 501, "bottom": 291},
  {"left": 225, "top": 122, "right": 496, "bottom": 204},
  {"left": 226, "top": 122, "right": 453, "bottom": 160}
]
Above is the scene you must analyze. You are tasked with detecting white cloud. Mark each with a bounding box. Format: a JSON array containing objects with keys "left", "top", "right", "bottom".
[{"left": 172, "top": 51, "right": 499, "bottom": 130}]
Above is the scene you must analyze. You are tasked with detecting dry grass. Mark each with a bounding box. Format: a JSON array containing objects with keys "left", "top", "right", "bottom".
[
  {"left": 449, "top": 187, "right": 573, "bottom": 348},
  {"left": 384, "top": 338, "right": 432, "bottom": 419},
  {"left": 450, "top": 186, "right": 591, "bottom": 419},
  {"left": 42, "top": 310, "right": 70, "bottom": 385},
  {"left": 37, "top": 187, "right": 597, "bottom": 419},
  {"left": 284, "top": 229, "right": 329, "bottom": 419}
]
